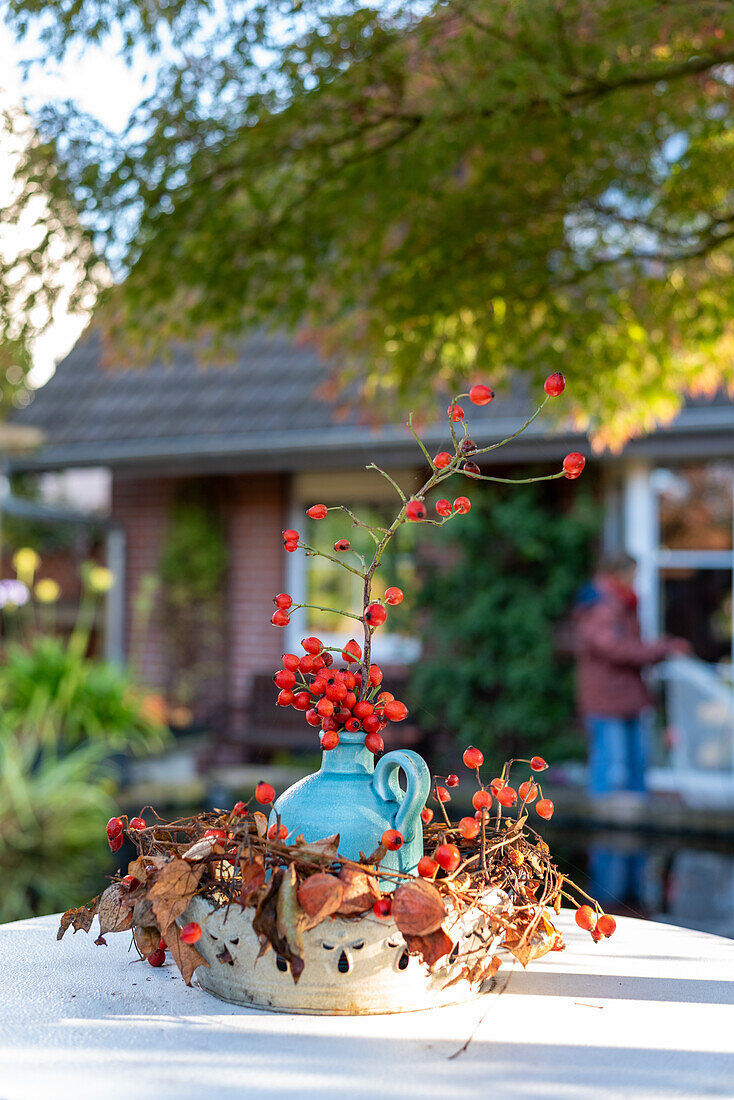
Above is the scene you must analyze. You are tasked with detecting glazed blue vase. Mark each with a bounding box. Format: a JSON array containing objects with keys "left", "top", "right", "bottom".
[{"left": 272, "top": 732, "right": 431, "bottom": 876}]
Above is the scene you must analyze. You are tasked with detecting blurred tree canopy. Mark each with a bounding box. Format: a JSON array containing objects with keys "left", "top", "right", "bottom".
[{"left": 3, "top": 0, "right": 734, "bottom": 444}]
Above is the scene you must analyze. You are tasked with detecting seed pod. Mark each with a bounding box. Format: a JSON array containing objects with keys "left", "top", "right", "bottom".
[
  {"left": 391, "top": 879, "right": 446, "bottom": 937},
  {"left": 337, "top": 866, "right": 381, "bottom": 916},
  {"left": 297, "top": 872, "right": 344, "bottom": 928}
]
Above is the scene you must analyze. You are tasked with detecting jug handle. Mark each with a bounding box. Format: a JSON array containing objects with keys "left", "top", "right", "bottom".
[{"left": 372, "top": 749, "right": 431, "bottom": 840}]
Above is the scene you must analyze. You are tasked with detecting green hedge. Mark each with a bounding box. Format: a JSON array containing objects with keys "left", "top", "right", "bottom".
[{"left": 409, "top": 480, "right": 599, "bottom": 767}]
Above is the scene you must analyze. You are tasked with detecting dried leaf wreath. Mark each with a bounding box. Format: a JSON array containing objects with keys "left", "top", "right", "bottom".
[{"left": 58, "top": 785, "right": 611, "bottom": 988}]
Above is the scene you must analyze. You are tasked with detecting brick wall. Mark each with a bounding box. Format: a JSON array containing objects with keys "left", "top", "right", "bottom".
[
  {"left": 112, "top": 475, "right": 177, "bottom": 690},
  {"left": 224, "top": 473, "right": 287, "bottom": 739}
]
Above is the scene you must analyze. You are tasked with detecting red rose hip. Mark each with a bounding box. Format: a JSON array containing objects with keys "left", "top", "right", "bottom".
[
  {"left": 563, "top": 452, "right": 586, "bottom": 479},
  {"left": 364, "top": 603, "right": 387, "bottom": 627},
  {"left": 469, "top": 384, "right": 494, "bottom": 406},
  {"left": 381, "top": 829, "right": 404, "bottom": 851},
  {"left": 544, "top": 372, "right": 566, "bottom": 396},
  {"left": 462, "top": 746, "right": 484, "bottom": 769},
  {"left": 180, "top": 922, "right": 202, "bottom": 945},
  {"left": 575, "top": 905, "right": 597, "bottom": 931},
  {"left": 406, "top": 500, "right": 426, "bottom": 521},
  {"left": 435, "top": 843, "right": 461, "bottom": 872},
  {"left": 255, "top": 781, "right": 276, "bottom": 805}
]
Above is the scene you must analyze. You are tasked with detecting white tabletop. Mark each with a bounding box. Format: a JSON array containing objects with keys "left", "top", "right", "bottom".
[{"left": 0, "top": 910, "right": 732, "bottom": 1100}]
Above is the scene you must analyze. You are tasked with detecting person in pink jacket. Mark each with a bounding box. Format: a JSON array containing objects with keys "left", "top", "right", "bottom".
[{"left": 575, "top": 553, "right": 690, "bottom": 793}]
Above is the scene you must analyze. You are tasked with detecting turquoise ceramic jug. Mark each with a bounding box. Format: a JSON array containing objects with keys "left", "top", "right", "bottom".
[{"left": 272, "top": 732, "right": 431, "bottom": 876}]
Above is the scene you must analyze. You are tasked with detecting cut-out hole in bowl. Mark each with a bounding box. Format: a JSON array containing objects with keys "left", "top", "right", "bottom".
[{"left": 337, "top": 951, "right": 350, "bottom": 974}]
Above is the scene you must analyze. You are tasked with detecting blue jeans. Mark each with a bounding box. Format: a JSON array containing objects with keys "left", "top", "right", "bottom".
[{"left": 586, "top": 714, "right": 647, "bottom": 794}]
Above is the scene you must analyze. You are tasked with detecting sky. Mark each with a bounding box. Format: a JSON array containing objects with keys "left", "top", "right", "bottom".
[
  {"left": 0, "top": 23, "right": 154, "bottom": 385},
  {"left": 0, "top": 22, "right": 153, "bottom": 132}
]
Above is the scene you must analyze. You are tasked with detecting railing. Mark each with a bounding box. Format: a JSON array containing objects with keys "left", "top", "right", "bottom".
[{"left": 650, "top": 657, "right": 734, "bottom": 806}]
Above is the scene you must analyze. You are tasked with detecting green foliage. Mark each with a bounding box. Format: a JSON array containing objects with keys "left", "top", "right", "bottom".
[
  {"left": 159, "top": 499, "right": 227, "bottom": 605},
  {"left": 409, "top": 482, "right": 599, "bottom": 764},
  {"left": 0, "top": 729, "right": 115, "bottom": 922},
  {"left": 4, "top": 1, "right": 734, "bottom": 442},
  {"left": 158, "top": 495, "right": 227, "bottom": 707},
  {"left": 0, "top": 634, "right": 168, "bottom": 751},
  {"left": 0, "top": 556, "right": 169, "bottom": 921}
]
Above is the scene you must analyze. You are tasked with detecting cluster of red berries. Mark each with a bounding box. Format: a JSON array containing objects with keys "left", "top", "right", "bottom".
[
  {"left": 272, "top": 581, "right": 403, "bottom": 631},
  {"left": 575, "top": 904, "right": 617, "bottom": 941},
  {"left": 271, "top": 636, "right": 408, "bottom": 753},
  {"left": 106, "top": 814, "right": 146, "bottom": 853},
  {"left": 422, "top": 747, "right": 555, "bottom": 823}
]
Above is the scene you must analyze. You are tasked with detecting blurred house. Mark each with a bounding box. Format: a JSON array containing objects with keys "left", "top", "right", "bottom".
[{"left": 8, "top": 328, "right": 734, "bottom": 762}]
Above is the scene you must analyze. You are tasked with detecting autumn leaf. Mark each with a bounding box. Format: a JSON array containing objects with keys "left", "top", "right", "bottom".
[
  {"left": 442, "top": 950, "right": 503, "bottom": 991},
  {"left": 297, "top": 872, "right": 343, "bottom": 930},
  {"left": 292, "top": 833, "right": 340, "bottom": 860},
  {"left": 277, "top": 863, "right": 305, "bottom": 982},
  {"left": 147, "top": 858, "right": 203, "bottom": 931},
  {"left": 252, "top": 812, "right": 269, "bottom": 838},
  {"left": 182, "top": 836, "right": 222, "bottom": 862},
  {"left": 504, "top": 911, "right": 556, "bottom": 967},
  {"left": 239, "top": 857, "right": 266, "bottom": 907},
  {"left": 57, "top": 897, "right": 99, "bottom": 940},
  {"left": 253, "top": 867, "right": 304, "bottom": 982},
  {"left": 392, "top": 880, "right": 446, "bottom": 937},
  {"left": 126, "top": 857, "right": 151, "bottom": 884},
  {"left": 403, "top": 927, "right": 454, "bottom": 968},
  {"left": 97, "top": 884, "right": 135, "bottom": 936},
  {"left": 165, "top": 921, "right": 209, "bottom": 986},
  {"left": 253, "top": 869, "right": 281, "bottom": 957}
]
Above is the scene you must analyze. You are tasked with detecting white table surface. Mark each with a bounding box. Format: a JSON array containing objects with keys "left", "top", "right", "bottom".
[{"left": 0, "top": 910, "right": 732, "bottom": 1100}]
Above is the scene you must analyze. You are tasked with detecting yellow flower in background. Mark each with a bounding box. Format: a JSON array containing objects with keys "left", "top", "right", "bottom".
[
  {"left": 84, "top": 565, "right": 114, "bottom": 593},
  {"left": 13, "top": 547, "right": 40, "bottom": 583},
  {"left": 35, "top": 578, "right": 61, "bottom": 603}
]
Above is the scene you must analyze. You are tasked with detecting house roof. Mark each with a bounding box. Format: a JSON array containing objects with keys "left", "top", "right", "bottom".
[{"left": 9, "top": 328, "right": 734, "bottom": 475}]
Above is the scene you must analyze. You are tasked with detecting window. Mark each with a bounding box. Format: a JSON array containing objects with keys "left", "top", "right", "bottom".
[
  {"left": 644, "top": 464, "right": 734, "bottom": 666},
  {"left": 657, "top": 465, "right": 734, "bottom": 552},
  {"left": 286, "top": 487, "right": 422, "bottom": 664}
]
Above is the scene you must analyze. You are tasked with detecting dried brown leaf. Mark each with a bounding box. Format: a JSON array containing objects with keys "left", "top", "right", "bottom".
[
  {"left": 127, "top": 857, "right": 151, "bottom": 884},
  {"left": 98, "top": 884, "right": 135, "bottom": 936},
  {"left": 165, "top": 922, "right": 209, "bottom": 985},
  {"left": 57, "top": 898, "right": 99, "bottom": 940},
  {"left": 505, "top": 911, "right": 556, "bottom": 967},
  {"left": 277, "top": 863, "right": 305, "bottom": 982},
  {"left": 403, "top": 927, "right": 454, "bottom": 968},
  {"left": 253, "top": 869, "right": 281, "bottom": 958},
  {"left": 132, "top": 896, "right": 158, "bottom": 929},
  {"left": 182, "top": 836, "right": 222, "bottom": 862},
  {"left": 239, "top": 857, "right": 266, "bottom": 907},
  {"left": 147, "top": 858, "right": 204, "bottom": 931},
  {"left": 392, "top": 880, "right": 446, "bottom": 938},
  {"left": 252, "top": 866, "right": 304, "bottom": 981},
  {"left": 292, "top": 833, "right": 340, "bottom": 859},
  {"left": 252, "top": 812, "right": 269, "bottom": 838}
]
